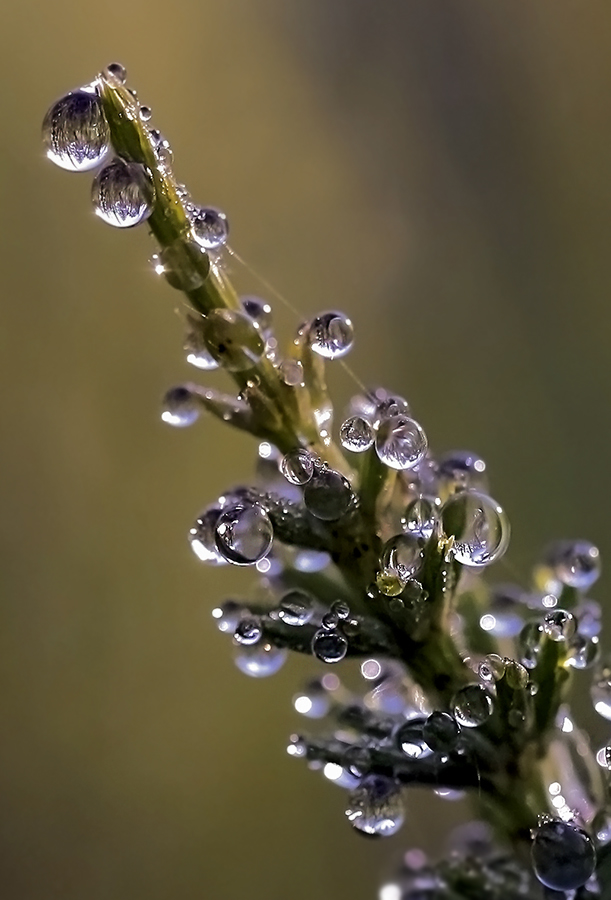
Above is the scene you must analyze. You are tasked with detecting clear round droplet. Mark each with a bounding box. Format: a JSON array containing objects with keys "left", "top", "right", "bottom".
[
  {"left": 309, "top": 311, "right": 354, "bottom": 360},
  {"left": 422, "top": 712, "right": 460, "bottom": 752},
  {"left": 312, "top": 628, "right": 348, "bottom": 663},
  {"left": 234, "top": 617, "right": 262, "bottom": 645},
  {"left": 277, "top": 590, "right": 315, "bottom": 626},
  {"left": 441, "top": 491, "right": 510, "bottom": 567},
  {"left": 531, "top": 819, "right": 596, "bottom": 891},
  {"left": 191, "top": 206, "right": 229, "bottom": 249},
  {"left": 380, "top": 534, "right": 425, "bottom": 581},
  {"left": 452, "top": 684, "right": 494, "bottom": 728},
  {"left": 504, "top": 659, "right": 529, "bottom": 689},
  {"left": 241, "top": 296, "right": 272, "bottom": 332},
  {"left": 104, "top": 62, "right": 127, "bottom": 85},
  {"left": 202, "top": 309, "right": 264, "bottom": 372},
  {"left": 139, "top": 105, "right": 152, "bottom": 121},
  {"left": 280, "top": 448, "right": 316, "bottom": 485},
  {"left": 159, "top": 239, "right": 210, "bottom": 291},
  {"left": 375, "top": 416, "right": 428, "bottom": 470},
  {"left": 544, "top": 540, "right": 601, "bottom": 591},
  {"left": 331, "top": 600, "right": 350, "bottom": 620},
  {"left": 304, "top": 469, "right": 353, "bottom": 521},
  {"left": 437, "top": 450, "right": 488, "bottom": 497},
  {"left": 214, "top": 503, "right": 273, "bottom": 566},
  {"left": 375, "top": 568, "right": 407, "bottom": 597},
  {"left": 278, "top": 359, "right": 304, "bottom": 386},
  {"left": 42, "top": 90, "right": 110, "bottom": 172},
  {"left": 161, "top": 385, "right": 199, "bottom": 427},
  {"left": 340, "top": 416, "right": 375, "bottom": 453},
  {"left": 345, "top": 774, "right": 404, "bottom": 838},
  {"left": 401, "top": 497, "right": 439, "bottom": 540},
  {"left": 184, "top": 324, "right": 219, "bottom": 370},
  {"left": 92, "top": 158, "right": 155, "bottom": 227},
  {"left": 478, "top": 654, "right": 506, "bottom": 684},
  {"left": 543, "top": 609, "right": 576, "bottom": 642},
  {"left": 189, "top": 508, "right": 225, "bottom": 565},
  {"left": 234, "top": 642, "right": 287, "bottom": 678},
  {"left": 396, "top": 718, "right": 433, "bottom": 760}
]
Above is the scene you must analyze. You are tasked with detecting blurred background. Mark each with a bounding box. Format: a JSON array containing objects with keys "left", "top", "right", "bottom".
[{"left": 2, "top": 1, "right": 611, "bottom": 897}]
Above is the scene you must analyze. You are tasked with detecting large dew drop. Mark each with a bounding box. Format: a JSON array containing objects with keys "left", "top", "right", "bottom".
[
  {"left": 214, "top": 503, "right": 273, "bottom": 566},
  {"left": 161, "top": 386, "right": 200, "bottom": 427},
  {"left": 441, "top": 491, "right": 510, "bottom": 567},
  {"left": 340, "top": 416, "right": 375, "bottom": 453},
  {"left": 531, "top": 819, "right": 596, "bottom": 891},
  {"left": 234, "top": 642, "right": 287, "bottom": 678},
  {"left": 311, "top": 628, "right": 348, "bottom": 663},
  {"left": 543, "top": 540, "right": 601, "bottom": 591},
  {"left": 202, "top": 309, "right": 265, "bottom": 372},
  {"left": 452, "top": 684, "right": 494, "bottom": 728},
  {"left": 345, "top": 774, "right": 404, "bottom": 838},
  {"left": 304, "top": 469, "right": 353, "bottom": 521},
  {"left": 190, "top": 206, "right": 229, "bottom": 250},
  {"left": 42, "top": 90, "right": 110, "bottom": 172},
  {"left": 375, "top": 416, "right": 427, "bottom": 470},
  {"left": 92, "top": 158, "right": 155, "bottom": 227},
  {"left": 309, "top": 311, "right": 354, "bottom": 359}
]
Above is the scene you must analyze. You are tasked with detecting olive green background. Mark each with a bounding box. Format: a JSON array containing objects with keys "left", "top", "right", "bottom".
[{"left": 2, "top": 2, "right": 611, "bottom": 898}]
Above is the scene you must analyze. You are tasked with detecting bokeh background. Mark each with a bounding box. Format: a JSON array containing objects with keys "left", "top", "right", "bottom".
[{"left": 2, "top": 1, "right": 611, "bottom": 898}]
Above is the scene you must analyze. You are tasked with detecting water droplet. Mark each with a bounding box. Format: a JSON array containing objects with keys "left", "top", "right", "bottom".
[
  {"left": 42, "top": 90, "right": 110, "bottom": 172},
  {"left": 504, "top": 659, "right": 529, "bottom": 689},
  {"left": 321, "top": 610, "right": 339, "bottom": 630},
  {"left": 344, "top": 745, "right": 373, "bottom": 778},
  {"left": 191, "top": 206, "right": 229, "bottom": 249},
  {"left": 280, "top": 448, "right": 316, "bottom": 485},
  {"left": 478, "top": 654, "right": 506, "bottom": 684},
  {"left": 340, "top": 416, "right": 375, "bottom": 452},
  {"left": 161, "top": 385, "right": 199, "bottom": 427},
  {"left": 215, "top": 503, "right": 273, "bottom": 566},
  {"left": 396, "top": 718, "right": 433, "bottom": 759},
  {"left": 566, "top": 634, "right": 600, "bottom": 670},
  {"left": 189, "top": 508, "right": 226, "bottom": 564},
  {"left": 452, "top": 684, "right": 494, "bottom": 728},
  {"left": 437, "top": 450, "right": 488, "bottom": 497},
  {"left": 309, "top": 311, "right": 354, "bottom": 359},
  {"left": 304, "top": 469, "right": 353, "bottom": 521},
  {"left": 103, "top": 62, "right": 127, "bottom": 85},
  {"left": 375, "top": 416, "right": 428, "bottom": 470},
  {"left": 375, "top": 569, "right": 407, "bottom": 597},
  {"left": 278, "top": 590, "right": 315, "bottom": 625},
  {"left": 234, "top": 641, "right": 287, "bottom": 678},
  {"left": 92, "top": 158, "right": 155, "bottom": 227},
  {"left": 158, "top": 239, "right": 210, "bottom": 291},
  {"left": 331, "top": 600, "right": 350, "bottom": 620},
  {"left": 441, "top": 491, "right": 510, "bottom": 567},
  {"left": 519, "top": 621, "right": 545, "bottom": 669},
  {"left": 422, "top": 712, "right": 460, "bottom": 752},
  {"left": 184, "top": 323, "right": 219, "bottom": 370},
  {"left": 139, "top": 105, "right": 152, "bottom": 121},
  {"left": 531, "top": 819, "right": 596, "bottom": 891},
  {"left": 202, "top": 309, "right": 265, "bottom": 372},
  {"left": 275, "top": 359, "right": 302, "bottom": 387},
  {"left": 401, "top": 497, "right": 438, "bottom": 540},
  {"left": 345, "top": 775, "right": 404, "bottom": 838},
  {"left": 380, "top": 534, "right": 425, "bottom": 581},
  {"left": 234, "top": 617, "right": 262, "bottom": 645},
  {"left": 596, "top": 745, "right": 611, "bottom": 770},
  {"left": 544, "top": 540, "right": 601, "bottom": 591},
  {"left": 241, "top": 296, "right": 272, "bottom": 332},
  {"left": 592, "top": 658, "right": 611, "bottom": 720},
  {"left": 312, "top": 628, "right": 348, "bottom": 663},
  {"left": 543, "top": 609, "right": 576, "bottom": 642}
]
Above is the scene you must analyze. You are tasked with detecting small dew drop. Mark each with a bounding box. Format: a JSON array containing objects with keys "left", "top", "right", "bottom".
[
  {"left": 278, "top": 359, "right": 304, "bottom": 386},
  {"left": 544, "top": 540, "right": 601, "bottom": 591},
  {"left": 311, "top": 628, "right": 348, "bottom": 663},
  {"left": 139, "top": 105, "right": 152, "bottom": 121},
  {"left": 345, "top": 775, "right": 404, "bottom": 838},
  {"left": 441, "top": 491, "right": 510, "bottom": 567},
  {"left": 190, "top": 206, "right": 229, "bottom": 249},
  {"left": 103, "top": 62, "right": 127, "bottom": 85},
  {"left": 543, "top": 609, "right": 576, "bottom": 642},
  {"left": 478, "top": 654, "right": 506, "bottom": 684},
  {"left": 277, "top": 590, "right": 315, "bottom": 626},
  {"left": 309, "top": 311, "right": 354, "bottom": 360},
  {"left": 401, "top": 497, "right": 438, "bottom": 540},
  {"left": 234, "top": 617, "right": 262, "bottom": 646}
]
